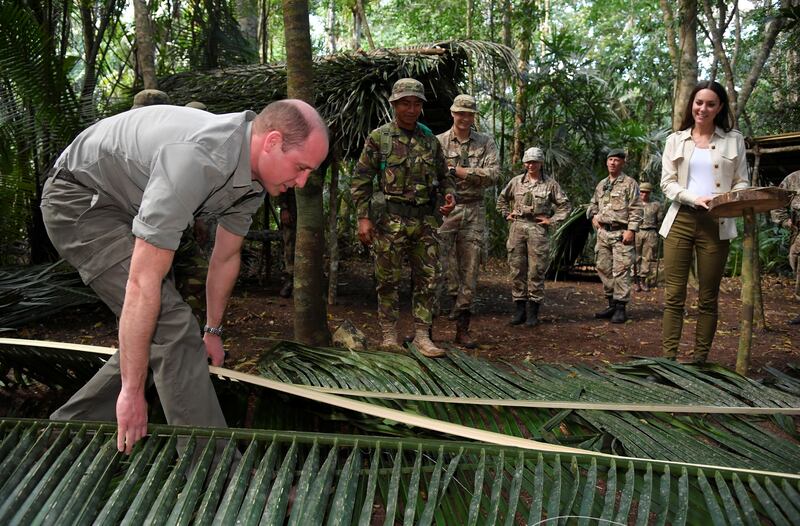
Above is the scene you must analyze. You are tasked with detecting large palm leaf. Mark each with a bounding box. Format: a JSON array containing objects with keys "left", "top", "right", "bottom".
[{"left": 1, "top": 418, "right": 798, "bottom": 525}]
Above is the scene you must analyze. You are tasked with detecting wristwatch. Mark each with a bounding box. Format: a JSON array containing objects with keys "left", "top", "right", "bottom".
[
  {"left": 203, "top": 324, "right": 224, "bottom": 337},
  {"left": 448, "top": 166, "right": 456, "bottom": 177}
]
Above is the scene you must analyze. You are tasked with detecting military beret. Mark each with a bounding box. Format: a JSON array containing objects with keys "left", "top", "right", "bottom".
[
  {"left": 389, "top": 78, "right": 427, "bottom": 102},
  {"left": 450, "top": 94, "right": 478, "bottom": 113},
  {"left": 131, "top": 89, "right": 170, "bottom": 109},
  {"left": 606, "top": 148, "right": 626, "bottom": 159},
  {"left": 639, "top": 182, "right": 653, "bottom": 192}
]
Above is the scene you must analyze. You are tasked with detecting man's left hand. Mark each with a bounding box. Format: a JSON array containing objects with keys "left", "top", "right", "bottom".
[
  {"left": 204, "top": 333, "right": 225, "bottom": 366},
  {"left": 622, "top": 230, "right": 635, "bottom": 245},
  {"left": 440, "top": 194, "right": 456, "bottom": 216}
]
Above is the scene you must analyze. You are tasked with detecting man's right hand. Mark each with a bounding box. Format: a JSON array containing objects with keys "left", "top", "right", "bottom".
[
  {"left": 116, "top": 388, "right": 148, "bottom": 454},
  {"left": 358, "top": 218, "right": 375, "bottom": 245},
  {"left": 591, "top": 216, "right": 601, "bottom": 230}
]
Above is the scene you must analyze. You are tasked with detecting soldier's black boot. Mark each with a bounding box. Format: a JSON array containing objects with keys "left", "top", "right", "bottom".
[
  {"left": 611, "top": 302, "right": 628, "bottom": 324},
  {"left": 525, "top": 301, "right": 540, "bottom": 327},
  {"left": 455, "top": 311, "right": 477, "bottom": 349},
  {"left": 594, "top": 297, "right": 616, "bottom": 319},
  {"left": 279, "top": 278, "right": 293, "bottom": 298},
  {"left": 510, "top": 300, "right": 526, "bottom": 325}
]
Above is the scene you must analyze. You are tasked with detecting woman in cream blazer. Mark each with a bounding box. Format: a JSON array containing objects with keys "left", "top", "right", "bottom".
[{"left": 659, "top": 80, "right": 749, "bottom": 363}]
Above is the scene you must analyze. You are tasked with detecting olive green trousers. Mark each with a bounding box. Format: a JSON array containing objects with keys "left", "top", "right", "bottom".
[{"left": 661, "top": 206, "right": 730, "bottom": 362}]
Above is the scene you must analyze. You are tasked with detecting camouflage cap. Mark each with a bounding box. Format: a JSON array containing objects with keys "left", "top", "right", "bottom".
[
  {"left": 639, "top": 182, "right": 653, "bottom": 192},
  {"left": 389, "top": 78, "right": 427, "bottom": 102},
  {"left": 522, "top": 147, "right": 544, "bottom": 163},
  {"left": 450, "top": 94, "right": 478, "bottom": 113},
  {"left": 131, "top": 89, "right": 170, "bottom": 109},
  {"left": 185, "top": 101, "right": 208, "bottom": 111},
  {"left": 606, "top": 148, "right": 626, "bottom": 159}
]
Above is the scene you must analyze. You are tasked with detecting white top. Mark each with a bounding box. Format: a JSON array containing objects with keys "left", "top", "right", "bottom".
[{"left": 686, "top": 147, "right": 716, "bottom": 198}]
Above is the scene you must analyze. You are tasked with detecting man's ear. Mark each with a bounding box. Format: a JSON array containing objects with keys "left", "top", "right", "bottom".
[{"left": 263, "top": 130, "right": 283, "bottom": 152}]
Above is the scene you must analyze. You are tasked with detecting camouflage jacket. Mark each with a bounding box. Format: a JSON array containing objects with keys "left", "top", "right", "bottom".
[
  {"left": 351, "top": 121, "right": 454, "bottom": 219},
  {"left": 587, "top": 173, "right": 643, "bottom": 231},
  {"left": 436, "top": 128, "right": 499, "bottom": 202},
  {"left": 496, "top": 173, "right": 571, "bottom": 224},
  {"left": 640, "top": 201, "right": 664, "bottom": 230},
  {"left": 771, "top": 170, "right": 800, "bottom": 230}
]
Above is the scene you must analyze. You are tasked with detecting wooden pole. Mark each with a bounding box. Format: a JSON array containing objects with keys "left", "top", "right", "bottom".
[{"left": 736, "top": 207, "right": 756, "bottom": 375}]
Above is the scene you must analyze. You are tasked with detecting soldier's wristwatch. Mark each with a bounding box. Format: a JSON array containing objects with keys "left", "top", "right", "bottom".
[
  {"left": 203, "top": 325, "right": 225, "bottom": 337},
  {"left": 449, "top": 166, "right": 456, "bottom": 177}
]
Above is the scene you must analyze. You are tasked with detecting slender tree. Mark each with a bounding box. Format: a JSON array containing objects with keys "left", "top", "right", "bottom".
[
  {"left": 133, "top": 0, "right": 157, "bottom": 89},
  {"left": 282, "top": 0, "right": 331, "bottom": 345}
]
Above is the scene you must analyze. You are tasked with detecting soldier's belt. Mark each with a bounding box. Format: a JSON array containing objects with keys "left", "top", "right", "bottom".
[
  {"left": 457, "top": 197, "right": 483, "bottom": 205},
  {"left": 640, "top": 227, "right": 657, "bottom": 231},
  {"left": 385, "top": 199, "right": 434, "bottom": 218},
  {"left": 599, "top": 222, "right": 626, "bottom": 231}
]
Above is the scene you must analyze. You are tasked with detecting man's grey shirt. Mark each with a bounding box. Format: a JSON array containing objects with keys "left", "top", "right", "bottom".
[{"left": 54, "top": 106, "right": 265, "bottom": 251}]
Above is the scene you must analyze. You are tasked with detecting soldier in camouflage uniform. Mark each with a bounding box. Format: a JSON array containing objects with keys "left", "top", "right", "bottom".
[
  {"left": 436, "top": 94, "right": 500, "bottom": 348},
  {"left": 276, "top": 188, "right": 296, "bottom": 298},
  {"left": 587, "top": 148, "right": 643, "bottom": 324},
  {"left": 634, "top": 182, "right": 664, "bottom": 292},
  {"left": 497, "top": 147, "right": 571, "bottom": 327},
  {"left": 771, "top": 170, "right": 800, "bottom": 324},
  {"left": 351, "top": 78, "right": 457, "bottom": 357}
]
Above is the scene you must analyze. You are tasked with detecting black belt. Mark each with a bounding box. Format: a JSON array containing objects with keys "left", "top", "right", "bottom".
[
  {"left": 52, "top": 167, "right": 85, "bottom": 187},
  {"left": 457, "top": 197, "right": 483, "bottom": 205},
  {"left": 640, "top": 227, "right": 657, "bottom": 231},
  {"left": 600, "top": 223, "right": 626, "bottom": 231},
  {"left": 385, "top": 200, "right": 434, "bottom": 218}
]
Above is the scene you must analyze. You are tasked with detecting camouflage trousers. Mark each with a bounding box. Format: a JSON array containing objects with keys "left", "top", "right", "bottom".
[
  {"left": 439, "top": 202, "right": 485, "bottom": 313},
  {"left": 635, "top": 229, "right": 658, "bottom": 285},
  {"left": 790, "top": 231, "right": 800, "bottom": 300},
  {"left": 373, "top": 213, "right": 440, "bottom": 325},
  {"left": 595, "top": 228, "right": 634, "bottom": 303},
  {"left": 507, "top": 220, "right": 550, "bottom": 302},
  {"left": 282, "top": 222, "right": 295, "bottom": 278}
]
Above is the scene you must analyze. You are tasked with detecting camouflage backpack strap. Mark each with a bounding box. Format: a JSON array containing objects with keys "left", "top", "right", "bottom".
[{"left": 378, "top": 126, "right": 393, "bottom": 175}]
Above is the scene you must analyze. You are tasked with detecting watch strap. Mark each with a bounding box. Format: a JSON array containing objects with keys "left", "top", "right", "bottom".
[{"left": 203, "top": 325, "right": 224, "bottom": 337}]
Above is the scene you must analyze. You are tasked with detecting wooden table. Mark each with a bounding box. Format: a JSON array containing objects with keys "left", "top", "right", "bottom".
[{"left": 708, "top": 187, "right": 793, "bottom": 375}]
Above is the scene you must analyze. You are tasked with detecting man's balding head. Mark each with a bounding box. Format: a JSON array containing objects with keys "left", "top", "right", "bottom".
[
  {"left": 253, "top": 99, "right": 329, "bottom": 152},
  {"left": 250, "top": 99, "right": 330, "bottom": 196}
]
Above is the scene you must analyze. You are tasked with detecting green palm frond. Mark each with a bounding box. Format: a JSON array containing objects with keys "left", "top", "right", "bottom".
[
  {"left": 2, "top": 338, "right": 798, "bottom": 479},
  {"left": 0, "top": 262, "right": 98, "bottom": 331},
  {"left": 0, "top": 419, "right": 798, "bottom": 524}
]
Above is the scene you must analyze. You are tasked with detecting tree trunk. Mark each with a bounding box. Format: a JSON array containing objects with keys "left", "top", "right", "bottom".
[
  {"left": 512, "top": 5, "right": 532, "bottom": 165},
  {"left": 236, "top": 0, "right": 258, "bottom": 41},
  {"left": 354, "top": 0, "right": 375, "bottom": 50},
  {"left": 258, "top": 0, "right": 272, "bottom": 63},
  {"left": 669, "top": 0, "right": 698, "bottom": 130},
  {"left": 326, "top": 0, "right": 337, "bottom": 53},
  {"left": 282, "top": 0, "right": 331, "bottom": 345},
  {"left": 133, "top": 0, "right": 158, "bottom": 89}
]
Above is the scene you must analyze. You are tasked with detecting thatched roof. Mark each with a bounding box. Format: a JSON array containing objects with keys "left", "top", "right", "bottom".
[{"left": 159, "top": 40, "right": 516, "bottom": 160}]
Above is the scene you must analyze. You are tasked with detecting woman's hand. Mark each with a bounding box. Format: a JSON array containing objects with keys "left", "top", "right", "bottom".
[{"left": 694, "top": 195, "right": 713, "bottom": 210}]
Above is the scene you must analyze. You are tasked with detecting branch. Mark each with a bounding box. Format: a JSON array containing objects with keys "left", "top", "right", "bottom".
[{"left": 736, "top": 15, "right": 785, "bottom": 119}]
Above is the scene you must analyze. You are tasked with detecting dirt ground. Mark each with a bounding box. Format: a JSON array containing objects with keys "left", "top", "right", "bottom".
[{"left": 14, "top": 257, "right": 800, "bottom": 377}]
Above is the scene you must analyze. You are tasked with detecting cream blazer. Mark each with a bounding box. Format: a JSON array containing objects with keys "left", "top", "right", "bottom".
[{"left": 659, "top": 127, "right": 749, "bottom": 240}]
